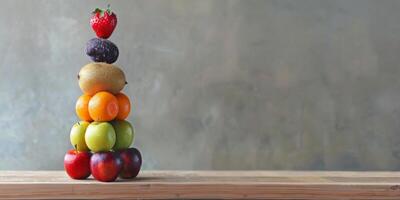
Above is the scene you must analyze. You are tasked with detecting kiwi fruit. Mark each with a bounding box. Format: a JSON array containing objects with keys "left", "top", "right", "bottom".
[{"left": 78, "top": 62, "right": 126, "bottom": 95}]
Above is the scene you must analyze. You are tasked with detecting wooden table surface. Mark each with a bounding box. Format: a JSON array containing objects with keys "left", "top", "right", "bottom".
[{"left": 1, "top": 171, "right": 400, "bottom": 199}]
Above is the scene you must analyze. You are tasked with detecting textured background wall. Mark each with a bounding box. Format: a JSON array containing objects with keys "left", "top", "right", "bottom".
[{"left": 1, "top": 0, "right": 400, "bottom": 170}]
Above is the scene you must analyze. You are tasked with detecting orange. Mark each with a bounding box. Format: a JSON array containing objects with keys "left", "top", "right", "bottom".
[
  {"left": 115, "top": 93, "right": 131, "bottom": 120},
  {"left": 75, "top": 94, "right": 93, "bottom": 121},
  {"left": 88, "top": 91, "right": 119, "bottom": 122}
]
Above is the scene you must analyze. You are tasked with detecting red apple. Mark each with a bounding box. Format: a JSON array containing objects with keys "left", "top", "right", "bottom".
[
  {"left": 64, "top": 149, "right": 91, "bottom": 179},
  {"left": 118, "top": 148, "right": 142, "bottom": 179},
  {"left": 90, "top": 151, "right": 122, "bottom": 182}
]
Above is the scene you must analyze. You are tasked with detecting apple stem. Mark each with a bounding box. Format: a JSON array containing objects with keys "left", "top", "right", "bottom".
[{"left": 74, "top": 144, "right": 78, "bottom": 151}]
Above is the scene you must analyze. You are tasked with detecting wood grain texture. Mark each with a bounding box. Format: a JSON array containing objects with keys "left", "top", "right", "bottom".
[{"left": 0, "top": 171, "right": 400, "bottom": 199}]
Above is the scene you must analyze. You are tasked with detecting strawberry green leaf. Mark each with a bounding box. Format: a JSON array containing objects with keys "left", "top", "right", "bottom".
[
  {"left": 92, "top": 8, "right": 102, "bottom": 14},
  {"left": 92, "top": 8, "right": 106, "bottom": 17},
  {"left": 106, "top": 4, "right": 112, "bottom": 15}
]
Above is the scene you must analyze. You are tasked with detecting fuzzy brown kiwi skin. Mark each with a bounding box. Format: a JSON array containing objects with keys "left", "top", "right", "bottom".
[{"left": 78, "top": 62, "right": 126, "bottom": 95}]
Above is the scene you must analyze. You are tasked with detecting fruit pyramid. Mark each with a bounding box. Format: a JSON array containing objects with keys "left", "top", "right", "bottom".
[{"left": 64, "top": 5, "right": 142, "bottom": 182}]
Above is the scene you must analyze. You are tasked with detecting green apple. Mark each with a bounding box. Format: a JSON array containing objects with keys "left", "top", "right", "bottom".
[
  {"left": 85, "top": 122, "right": 116, "bottom": 152},
  {"left": 70, "top": 121, "right": 90, "bottom": 151},
  {"left": 111, "top": 120, "right": 134, "bottom": 151}
]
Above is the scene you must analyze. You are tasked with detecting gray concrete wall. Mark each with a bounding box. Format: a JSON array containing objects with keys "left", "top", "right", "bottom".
[{"left": 1, "top": 0, "right": 400, "bottom": 170}]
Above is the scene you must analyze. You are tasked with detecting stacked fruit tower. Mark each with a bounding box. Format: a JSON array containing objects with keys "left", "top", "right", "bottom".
[{"left": 64, "top": 6, "right": 142, "bottom": 182}]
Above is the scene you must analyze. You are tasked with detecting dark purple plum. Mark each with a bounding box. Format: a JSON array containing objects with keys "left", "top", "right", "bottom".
[
  {"left": 118, "top": 148, "right": 142, "bottom": 179},
  {"left": 86, "top": 38, "right": 119, "bottom": 64}
]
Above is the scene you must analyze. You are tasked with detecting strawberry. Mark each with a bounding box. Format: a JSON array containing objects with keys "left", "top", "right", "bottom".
[{"left": 90, "top": 5, "right": 117, "bottom": 39}]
